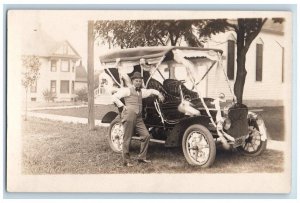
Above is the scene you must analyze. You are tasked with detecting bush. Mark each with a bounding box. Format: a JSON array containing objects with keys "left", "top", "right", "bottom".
[
  {"left": 75, "top": 88, "right": 88, "bottom": 102},
  {"left": 43, "top": 89, "right": 57, "bottom": 102}
]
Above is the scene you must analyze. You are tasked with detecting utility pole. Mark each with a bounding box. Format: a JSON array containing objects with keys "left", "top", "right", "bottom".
[{"left": 87, "top": 21, "right": 95, "bottom": 130}]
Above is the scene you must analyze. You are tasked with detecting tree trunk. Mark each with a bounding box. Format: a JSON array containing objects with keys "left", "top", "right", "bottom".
[
  {"left": 87, "top": 21, "right": 95, "bottom": 130},
  {"left": 234, "top": 27, "right": 247, "bottom": 104},
  {"left": 234, "top": 52, "right": 247, "bottom": 104},
  {"left": 233, "top": 18, "right": 266, "bottom": 104}
]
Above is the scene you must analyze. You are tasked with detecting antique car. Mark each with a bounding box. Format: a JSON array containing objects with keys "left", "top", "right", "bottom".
[{"left": 99, "top": 46, "right": 268, "bottom": 168}]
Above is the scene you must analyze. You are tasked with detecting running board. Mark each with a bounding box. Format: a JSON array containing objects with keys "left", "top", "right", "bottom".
[{"left": 132, "top": 136, "right": 166, "bottom": 144}]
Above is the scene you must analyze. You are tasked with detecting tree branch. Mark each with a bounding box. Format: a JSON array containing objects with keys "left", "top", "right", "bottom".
[
  {"left": 244, "top": 18, "right": 267, "bottom": 53},
  {"left": 174, "top": 33, "right": 180, "bottom": 46},
  {"left": 226, "top": 21, "right": 238, "bottom": 32},
  {"left": 155, "top": 33, "right": 166, "bottom": 46}
]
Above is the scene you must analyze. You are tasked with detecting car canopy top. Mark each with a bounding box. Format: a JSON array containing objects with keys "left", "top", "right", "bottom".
[{"left": 99, "top": 46, "right": 223, "bottom": 66}]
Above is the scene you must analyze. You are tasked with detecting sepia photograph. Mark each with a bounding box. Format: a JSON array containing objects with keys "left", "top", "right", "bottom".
[{"left": 6, "top": 9, "right": 293, "bottom": 193}]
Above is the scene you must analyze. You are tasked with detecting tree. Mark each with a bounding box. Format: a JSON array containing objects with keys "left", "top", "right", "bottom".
[
  {"left": 199, "top": 18, "right": 283, "bottom": 103},
  {"left": 94, "top": 20, "right": 205, "bottom": 48},
  {"left": 21, "top": 55, "right": 41, "bottom": 120}
]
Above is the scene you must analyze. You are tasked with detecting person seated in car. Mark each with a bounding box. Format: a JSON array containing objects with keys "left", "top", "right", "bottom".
[{"left": 112, "top": 72, "right": 165, "bottom": 167}]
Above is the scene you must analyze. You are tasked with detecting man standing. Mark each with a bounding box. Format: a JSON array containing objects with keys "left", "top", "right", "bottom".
[{"left": 112, "top": 72, "right": 165, "bottom": 167}]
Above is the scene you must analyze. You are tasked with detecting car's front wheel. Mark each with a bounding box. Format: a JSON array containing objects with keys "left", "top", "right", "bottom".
[
  {"left": 107, "top": 118, "right": 124, "bottom": 153},
  {"left": 238, "top": 125, "right": 267, "bottom": 156},
  {"left": 182, "top": 124, "right": 216, "bottom": 167}
]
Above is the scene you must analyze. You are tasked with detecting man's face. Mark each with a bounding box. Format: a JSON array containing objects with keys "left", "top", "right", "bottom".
[{"left": 132, "top": 78, "right": 143, "bottom": 88}]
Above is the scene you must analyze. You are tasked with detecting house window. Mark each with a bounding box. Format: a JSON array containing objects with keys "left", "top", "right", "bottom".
[
  {"left": 72, "top": 81, "right": 75, "bottom": 93},
  {"left": 30, "top": 80, "right": 37, "bottom": 93},
  {"left": 50, "top": 80, "right": 56, "bottom": 93},
  {"left": 256, "top": 43, "right": 263, "bottom": 81},
  {"left": 60, "top": 80, "right": 70, "bottom": 94},
  {"left": 61, "top": 60, "right": 70, "bottom": 72},
  {"left": 227, "top": 40, "right": 235, "bottom": 80},
  {"left": 31, "top": 98, "right": 36, "bottom": 102},
  {"left": 51, "top": 60, "right": 57, "bottom": 72}
]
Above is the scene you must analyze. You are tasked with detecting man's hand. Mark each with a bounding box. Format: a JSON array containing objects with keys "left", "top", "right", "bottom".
[
  {"left": 158, "top": 93, "right": 165, "bottom": 103},
  {"left": 122, "top": 105, "right": 127, "bottom": 112}
]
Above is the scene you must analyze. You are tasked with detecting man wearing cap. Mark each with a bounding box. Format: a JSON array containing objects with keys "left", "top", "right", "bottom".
[{"left": 112, "top": 72, "right": 165, "bottom": 167}]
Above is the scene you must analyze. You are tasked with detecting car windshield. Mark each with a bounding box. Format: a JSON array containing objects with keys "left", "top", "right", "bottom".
[
  {"left": 173, "top": 65, "right": 201, "bottom": 90},
  {"left": 151, "top": 64, "right": 169, "bottom": 84}
]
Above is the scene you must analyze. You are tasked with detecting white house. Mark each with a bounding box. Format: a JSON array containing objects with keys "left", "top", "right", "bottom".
[{"left": 22, "top": 28, "right": 87, "bottom": 102}]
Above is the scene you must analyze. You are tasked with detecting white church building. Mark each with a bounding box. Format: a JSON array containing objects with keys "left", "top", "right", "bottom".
[{"left": 204, "top": 19, "right": 288, "bottom": 106}]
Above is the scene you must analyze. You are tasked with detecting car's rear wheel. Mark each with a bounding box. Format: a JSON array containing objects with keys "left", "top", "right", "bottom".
[
  {"left": 182, "top": 124, "right": 216, "bottom": 167},
  {"left": 238, "top": 125, "right": 267, "bottom": 156},
  {"left": 107, "top": 118, "right": 123, "bottom": 153}
]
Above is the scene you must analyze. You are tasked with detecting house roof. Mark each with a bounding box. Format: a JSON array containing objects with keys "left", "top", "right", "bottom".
[
  {"left": 22, "top": 29, "right": 81, "bottom": 59},
  {"left": 22, "top": 29, "right": 58, "bottom": 57},
  {"left": 75, "top": 61, "right": 87, "bottom": 82},
  {"left": 49, "top": 40, "right": 81, "bottom": 59}
]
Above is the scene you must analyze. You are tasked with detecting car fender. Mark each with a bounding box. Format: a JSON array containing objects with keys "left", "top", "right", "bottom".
[
  {"left": 165, "top": 115, "right": 211, "bottom": 147},
  {"left": 248, "top": 111, "right": 268, "bottom": 141},
  {"left": 102, "top": 111, "right": 118, "bottom": 123}
]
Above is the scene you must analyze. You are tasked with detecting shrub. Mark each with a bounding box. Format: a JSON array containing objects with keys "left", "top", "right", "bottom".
[
  {"left": 75, "top": 88, "right": 88, "bottom": 102},
  {"left": 43, "top": 89, "right": 57, "bottom": 102}
]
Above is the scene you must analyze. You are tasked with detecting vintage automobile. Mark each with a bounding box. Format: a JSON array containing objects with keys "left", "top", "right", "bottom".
[{"left": 99, "top": 46, "right": 268, "bottom": 167}]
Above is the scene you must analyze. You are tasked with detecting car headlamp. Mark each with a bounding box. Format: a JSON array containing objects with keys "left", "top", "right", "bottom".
[
  {"left": 256, "top": 115, "right": 264, "bottom": 125},
  {"left": 223, "top": 104, "right": 231, "bottom": 116}
]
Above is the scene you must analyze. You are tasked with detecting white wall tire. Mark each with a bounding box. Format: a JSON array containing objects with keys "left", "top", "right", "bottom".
[
  {"left": 238, "top": 126, "right": 267, "bottom": 156},
  {"left": 107, "top": 118, "right": 124, "bottom": 153},
  {"left": 182, "top": 124, "right": 216, "bottom": 167}
]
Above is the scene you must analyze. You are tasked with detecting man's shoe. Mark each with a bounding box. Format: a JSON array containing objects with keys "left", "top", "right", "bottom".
[
  {"left": 138, "top": 159, "right": 151, "bottom": 163},
  {"left": 123, "top": 162, "right": 134, "bottom": 167}
]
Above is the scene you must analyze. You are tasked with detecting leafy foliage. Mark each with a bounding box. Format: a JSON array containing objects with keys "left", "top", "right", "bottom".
[
  {"left": 22, "top": 55, "right": 41, "bottom": 90},
  {"left": 43, "top": 89, "right": 57, "bottom": 102},
  {"left": 75, "top": 87, "right": 88, "bottom": 102},
  {"left": 22, "top": 55, "right": 41, "bottom": 120},
  {"left": 94, "top": 20, "right": 206, "bottom": 48}
]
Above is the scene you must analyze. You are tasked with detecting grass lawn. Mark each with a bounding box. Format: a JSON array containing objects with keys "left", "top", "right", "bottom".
[
  {"left": 254, "top": 106, "right": 285, "bottom": 141},
  {"left": 34, "top": 104, "right": 117, "bottom": 120},
  {"left": 34, "top": 105, "right": 285, "bottom": 141},
  {"left": 25, "top": 101, "right": 87, "bottom": 109},
  {"left": 22, "top": 118, "right": 284, "bottom": 174}
]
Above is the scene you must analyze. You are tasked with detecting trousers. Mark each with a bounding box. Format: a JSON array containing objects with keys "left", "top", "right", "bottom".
[{"left": 121, "top": 108, "right": 151, "bottom": 163}]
